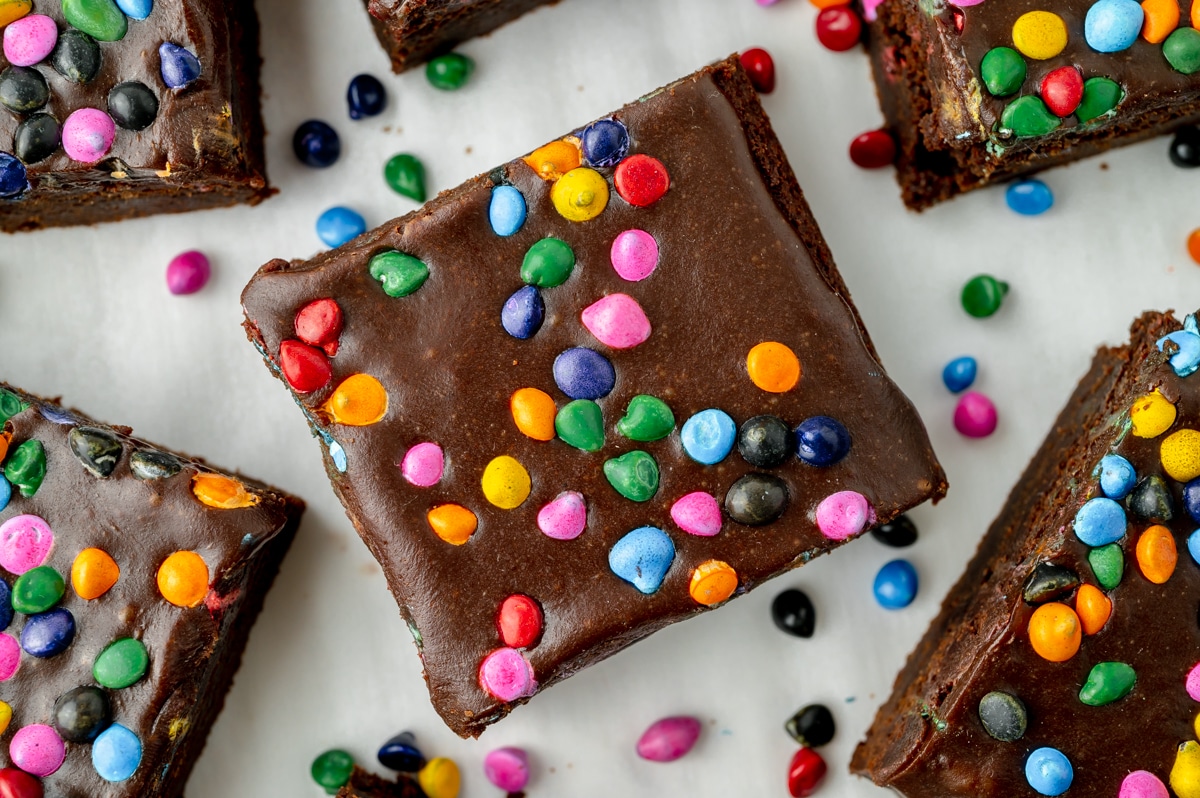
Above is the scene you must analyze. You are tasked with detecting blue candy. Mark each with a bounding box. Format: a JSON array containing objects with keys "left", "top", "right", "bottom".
[
  {"left": 293, "top": 120, "right": 341, "bottom": 168},
  {"left": 1025, "top": 747, "right": 1073, "bottom": 796},
  {"left": 159, "top": 43, "right": 201, "bottom": 89},
  {"left": 1084, "top": 0, "right": 1144, "bottom": 52},
  {"left": 92, "top": 724, "right": 142, "bottom": 782},
  {"left": 1006, "top": 179, "right": 1054, "bottom": 215},
  {"left": 0, "top": 580, "right": 10, "bottom": 632},
  {"left": 21, "top": 609, "right": 75, "bottom": 658},
  {"left": 1073, "top": 497, "right": 1127, "bottom": 546},
  {"left": 1184, "top": 477, "right": 1200, "bottom": 523},
  {"left": 378, "top": 731, "right": 425, "bottom": 772},
  {"left": 1097, "top": 453, "right": 1137, "bottom": 499},
  {"left": 795, "top": 416, "right": 852, "bottom": 467},
  {"left": 553, "top": 347, "right": 615, "bottom": 400},
  {"left": 501, "top": 285, "right": 544, "bottom": 340},
  {"left": 608, "top": 526, "right": 675, "bottom": 594},
  {"left": 316, "top": 206, "right": 366, "bottom": 248},
  {"left": 347, "top": 73, "right": 387, "bottom": 120},
  {"left": 0, "top": 475, "right": 10, "bottom": 514},
  {"left": 115, "top": 0, "right": 152, "bottom": 20},
  {"left": 489, "top": 185, "right": 526, "bottom": 237},
  {"left": 0, "top": 153, "right": 28, "bottom": 199},
  {"left": 873, "top": 559, "right": 918, "bottom": 609},
  {"left": 38, "top": 404, "right": 76, "bottom": 424},
  {"left": 680, "top": 409, "right": 737, "bottom": 465},
  {"left": 942, "top": 356, "right": 977, "bottom": 393},
  {"left": 579, "top": 118, "right": 630, "bottom": 167},
  {"left": 328, "top": 440, "right": 347, "bottom": 473},
  {"left": 1188, "top": 529, "right": 1200, "bottom": 567},
  {"left": 1157, "top": 330, "right": 1200, "bottom": 377}
]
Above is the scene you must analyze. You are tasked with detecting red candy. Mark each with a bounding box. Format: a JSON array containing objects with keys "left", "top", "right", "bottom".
[
  {"left": 497, "top": 594, "right": 543, "bottom": 648},
  {"left": 615, "top": 154, "right": 670, "bottom": 207},
  {"left": 294, "top": 298, "right": 343, "bottom": 356},
  {"left": 279, "top": 339, "right": 332, "bottom": 394},
  {"left": 0, "top": 768, "right": 43, "bottom": 798},
  {"left": 1040, "top": 66, "right": 1083, "bottom": 117},
  {"left": 815, "top": 6, "right": 863, "bottom": 52},
  {"left": 849, "top": 129, "right": 896, "bottom": 169},
  {"left": 740, "top": 47, "right": 776, "bottom": 93},
  {"left": 787, "top": 748, "right": 828, "bottom": 797}
]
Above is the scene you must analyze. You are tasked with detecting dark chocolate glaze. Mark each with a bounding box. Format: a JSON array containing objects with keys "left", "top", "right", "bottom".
[
  {"left": 0, "top": 0, "right": 270, "bottom": 232},
  {"left": 0, "top": 384, "right": 302, "bottom": 797},
  {"left": 853, "top": 311, "right": 1200, "bottom": 795},
  {"left": 242, "top": 57, "right": 946, "bottom": 737}
]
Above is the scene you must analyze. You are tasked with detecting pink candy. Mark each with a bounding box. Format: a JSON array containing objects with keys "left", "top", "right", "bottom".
[
  {"left": 581, "top": 293, "right": 651, "bottom": 349},
  {"left": 483, "top": 747, "right": 530, "bottom": 792},
  {"left": 62, "top": 108, "right": 116, "bottom": 163},
  {"left": 166, "top": 250, "right": 211, "bottom": 295},
  {"left": 401, "top": 442, "right": 444, "bottom": 487},
  {"left": 0, "top": 514, "right": 54, "bottom": 575},
  {"left": 636, "top": 716, "right": 702, "bottom": 762},
  {"left": 815, "top": 490, "right": 876, "bottom": 541},
  {"left": 610, "top": 229, "right": 659, "bottom": 282},
  {"left": 3, "top": 14, "right": 57, "bottom": 67},
  {"left": 954, "top": 391, "right": 998, "bottom": 438},
  {"left": 670, "top": 492, "right": 722, "bottom": 537},
  {"left": 536, "top": 491, "right": 586, "bottom": 540},
  {"left": 1187, "top": 662, "right": 1200, "bottom": 701},
  {"left": 1120, "top": 771, "right": 1168, "bottom": 798},
  {"left": 479, "top": 648, "right": 537, "bottom": 702},
  {"left": 0, "top": 634, "right": 19, "bottom": 681},
  {"left": 10, "top": 725, "right": 65, "bottom": 777}
]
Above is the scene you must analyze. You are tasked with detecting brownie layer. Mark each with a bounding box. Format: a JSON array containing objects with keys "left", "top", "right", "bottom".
[{"left": 337, "top": 766, "right": 425, "bottom": 798}]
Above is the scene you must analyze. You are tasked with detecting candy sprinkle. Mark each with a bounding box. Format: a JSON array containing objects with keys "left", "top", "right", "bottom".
[
  {"left": 0, "top": 1, "right": 31, "bottom": 28},
  {"left": 158, "top": 42, "right": 200, "bottom": 90},
  {"left": 1084, "top": 0, "right": 1145, "bottom": 51},
  {"left": 489, "top": 185, "right": 526, "bottom": 237},
  {"left": 1075, "top": 583, "right": 1112, "bottom": 634},
  {"left": 747, "top": 341, "right": 801, "bottom": 392},
  {"left": 785, "top": 704, "right": 836, "bottom": 748},
  {"left": 401, "top": 442, "right": 444, "bottom": 487},
  {"left": 954, "top": 391, "right": 998, "bottom": 438},
  {"left": 740, "top": 47, "right": 776, "bottom": 93},
  {"left": 815, "top": 490, "right": 874, "bottom": 539},
  {"left": 1136, "top": 524, "right": 1177, "bottom": 583},
  {"left": 942, "top": 356, "right": 978, "bottom": 393},
  {"left": 478, "top": 648, "right": 536, "bottom": 701},
  {"left": 192, "top": 473, "right": 259, "bottom": 509},
  {"left": 523, "top": 140, "right": 580, "bottom": 181},
  {"left": 873, "top": 559, "right": 918, "bottom": 609},
  {"left": 1163, "top": 429, "right": 1200, "bottom": 481},
  {"left": 10, "top": 724, "right": 64, "bottom": 778},
  {"left": 483, "top": 747, "right": 529, "bottom": 792},
  {"left": 384, "top": 153, "right": 426, "bottom": 202},
  {"left": 611, "top": 229, "right": 659, "bottom": 281},
  {"left": 689, "top": 560, "right": 738, "bottom": 605},
  {"left": 481, "top": 455, "right": 531, "bottom": 509},
  {"left": 347, "top": 73, "right": 386, "bottom": 119},
  {"left": 1174, "top": 741, "right": 1200, "bottom": 798},
  {"left": 537, "top": 491, "right": 587, "bottom": 540},
  {"left": 1098, "top": 453, "right": 1137, "bottom": 498},
  {"left": 3, "top": 14, "right": 58, "bottom": 68},
  {"left": 292, "top": 120, "right": 340, "bottom": 168},
  {"left": 510, "top": 388, "right": 557, "bottom": 441},
  {"left": 614, "top": 154, "right": 669, "bottom": 207},
  {"left": 157, "top": 551, "right": 209, "bottom": 607},
  {"left": 551, "top": 167, "right": 608, "bottom": 222},
  {"left": 1025, "top": 746, "right": 1073, "bottom": 796},
  {"left": 1074, "top": 497, "right": 1127, "bottom": 545},
  {"left": 1012, "top": 10, "right": 1069, "bottom": 59},
  {"left": 419, "top": 757, "right": 462, "bottom": 798},
  {"left": 61, "top": 107, "right": 115, "bottom": 163},
  {"left": 166, "top": 250, "right": 210, "bottom": 295},
  {"left": 72, "top": 547, "right": 119, "bottom": 600},
  {"left": 426, "top": 53, "right": 472, "bottom": 90},
  {"left": 378, "top": 732, "right": 425, "bottom": 773},
  {"left": 788, "top": 747, "right": 828, "bottom": 797},
  {"left": 1006, "top": 179, "right": 1054, "bottom": 215},
  {"left": 609, "top": 526, "right": 674, "bottom": 593},
  {"left": 1122, "top": 771, "right": 1170, "bottom": 798},
  {"left": 323, "top": 374, "right": 388, "bottom": 426},
  {"left": 771, "top": 588, "right": 816, "bottom": 638},
  {"left": 497, "top": 594, "right": 542, "bottom": 648},
  {"left": 316, "top": 206, "right": 366, "bottom": 248},
  {"left": 637, "top": 717, "right": 702, "bottom": 762},
  {"left": 369, "top": 250, "right": 429, "bottom": 298},
  {"left": 1028, "top": 602, "right": 1081, "bottom": 662},
  {"left": 680, "top": 409, "right": 737, "bottom": 465},
  {"left": 849, "top": 129, "right": 896, "bottom": 168},
  {"left": 279, "top": 340, "right": 331, "bottom": 394},
  {"left": 1141, "top": 0, "right": 1179, "bottom": 42},
  {"left": 427, "top": 504, "right": 477, "bottom": 545},
  {"left": 312, "top": 749, "right": 355, "bottom": 795},
  {"left": 815, "top": 5, "right": 863, "bottom": 51}
]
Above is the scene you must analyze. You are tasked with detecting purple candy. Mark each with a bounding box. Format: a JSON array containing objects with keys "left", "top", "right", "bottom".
[
  {"left": 62, "top": 108, "right": 115, "bottom": 163},
  {"left": 954, "top": 391, "right": 998, "bottom": 438},
  {"left": 483, "top": 747, "right": 530, "bottom": 792},
  {"left": 553, "top": 347, "right": 615, "bottom": 400},
  {"left": 166, "top": 250, "right": 211, "bottom": 295},
  {"left": 3, "top": 15, "right": 58, "bottom": 68},
  {"left": 159, "top": 42, "right": 201, "bottom": 89},
  {"left": 636, "top": 716, "right": 702, "bottom": 762}
]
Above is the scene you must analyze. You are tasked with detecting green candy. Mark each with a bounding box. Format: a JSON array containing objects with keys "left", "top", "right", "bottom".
[
  {"left": 616, "top": 395, "right": 675, "bottom": 442},
  {"left": 311, "top": 749, "right": 355, "bottom": 795},
  {"left": 426, "top": 53, "right": 473, "bottom": 91},
  {"left": 62, "top": 0, "right": 127, "bottom": 42},
  {"left": 0, "top": 390, "right": 27, "bottom": 425},
  {"left": 11, "top": 566, "right": 65, "bottom": 614},
  {"left": 980, "top": 47, "right": 1026, "bottom": 97},
  {"left": 961, "top": 274, "right": 1008, "bottom": 318},
  {"left": 1076, "top": 77, "right": 1123, "bottom": 123},
  {"left": 555, "top": 400, "right": 604, "bottom": 452},
  {"left": 1164, "top": 28, "right": 1200, "bottom": 74},
  {"left": 369, "top": 250, "right": 429, "bottom": 298},
  {"left": 1079, "top": 661, "right": 1136, "bottom": 706},
  {"left": 603, "top": 450, "right": 659, "bottom": 502},
  {"left": 384, "top": 153, "right": 426, "bottom": 202},
  {"left": 521, "top": 238, "right": 575, "bottom": 288},
  {"left": 1089, "top": 543, "right": 1124, "bottom": 590},
  {"left": 93, "top": 638, "right": 149, "bottom": 689},
  {"left": 5, "top": 439, "right": 45, "bottom": 498},
  {"left": 999, "top": 96, "right": 1060, "bottom": 138}
]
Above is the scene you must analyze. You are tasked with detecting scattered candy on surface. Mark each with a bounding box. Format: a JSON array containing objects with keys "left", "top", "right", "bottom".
[
  {"left": 510, "top": 388, "right": 557, "bottom": 442},
  {"left": 91, "top": 723, "right": 140, "bottom": 782},
  {"left": 1026, "top": 746, "right": 1073, "bottom": 796},
  {"left": 738, "top": 415, "right": 792, "bottom": 468},
  {"left": 609, "top": 526, "right": 674, "bottom": 593},
  {"left": 316, "top": 206, "right": 366, "bottom": 248},
  {"left": 1170, "top": 127, "right": 1200, "bottom": 167},
  {"left": 637, "top": 716, "right": 702, "bottom": 762},
  {"left": 311, "top": 749, "right": 355, "bottom": 794},
  {"left": 50, "top": 28, "right": 101, "bottom": 83},
  {"left": 1085, "top": 0, "right": 1145, "bottom": 51},
  {"left": 816, "top": 5, "right": 863, "bottom": 51},
  {"left": 727, "top": 473, "right": 789, "bottom": 526},
  {"left": 1028, "top": 602, "right": 1082, "bottom": 661},
  {"left": 384, "top": 153, "right": 426, "bottom": 202},
  {"left": 107, "top": 81, "right": 158, "bottom": 131},
  {"left": 279, "top": 340, "right": 331, "bottom": 394},
  {"left": 579, "top": 118, "right": 629, "bottom": 167},
  {"left": 581, "top": 293, "right": 651, "bottom": 349},
  {"left": 874, "top": 559, "right": 918, "bottom": 609},
  {"left": 3, "top": 14, "right": 57, "bottom": 68},
  {"left": 1012, "top": 10, "right": 1068, "bottom": 58},
  {"left": 157, "top": 550, "right": 209, "bottom": 607},
  {"left": 954, "top": 391, "right": 998, "bottom": 438},
  {"left": 1162, "top": 429, "right": 1200, "bottom": 481},
  {"left": 347, "top": 73, "right": 386, "bottom": 119},
  {"left": 981, "top": 47, "right": 1027, "bottom": 96},
  {"left": 1075, "top": 583, "right": 1112, "bottom": 634},
  {"left": 1074, "top": 497, "right": 1127, "bottom": 545},
  {"left": 497, "top": 594, "right": 542, "bottom": 648},
  {"left": 53, "top": 685, "right": 110, "bottom": 743},
  {"left": 427, "top": 504, "right": 477, "bottom": 545},
  {"left": 849, "top": 129, "right": 896, "bottom": 169},
  {"left": 158, "top": 42, "right": 200, "bottom": 89},
  {"left": 772, "top": 588, "right": 816, "bottom": 638},
  {"left": 501, "top": 285, "right": 544, "bottom": 340},
  {"left": 555, "top": 399, "right": 604, "bottom": 451},
  {"left": 961, "top": 274, "right": 1008, "bottom": 317},
  {"left": 747, "top": 341, "right": 801, "bottom": 392},
  {"left": 537, "top": 491, "right": 587, "bottom": 540},
  {"left": 1006, "top": 179, "right": 1054, "bottom": 215},
  {"left": 22, "top": 608, "right": 75, "bottom": 658},
  {"left": 942, "top": 356, "right": 977, "bottom": 393},
  {"left": 12, "top": 565, "right": 64, "bottom": 614},
  {"left": 978, "top": 691, "right": 1027, "bottom": 742},
  {"left": 1078, "top": 661, "right": 1136, "bottom": 706},
  {"left": 815, "top": 490, "right": 874, "bottom": 540},
  {"left": 681, "top": 408, "right": 737, "bottom": 465},
  {"left": 1189, "top": 229, "right": 1200, "bottom": 264},
  {"left": 740, "top": 47, "right": 776, "bottom": 93},
  {"left": 489, "top": 185, "right": 526, "bottom": 237},
  {"left": 478, "top": 647, "right": 537, "bottom": 701},
  {"left": 426, "top": 53, "right": 473, "bottom": 90},
  {"left": 418, "top": 757, "right": 462, "bottom": 798},
  {"left": 295, "top": 298, "right": 343, "bottom": 355},
  {"left": 689, "top": 559, "right": 738, "bottom": 605},
  {"left": 670, "top": 492, "right": 722, "bottom": 537},
  {"left": 369, "top": 250, "right": 429, "bottom": 298},
  {"left": 9, "top": 724, "right": 64, "bottom": 777},
  {"left": 483, "top": 747, "right": 529, "bottom": 792},
  {"left": 93, "top": 637, "right": 149, "bottom": 689},
  {"left": 787, "top": 746, "right": 828, "bottom": 797},
  {"left": 610, "top": 229, "right": 659, "bottom": 281},
  {"left": 165, "top": 250, "right": 210, "bottom": 295},
  {"left": 785, "top": 704, "right": 835, "bottom": 747},
  {"left": 552, "top": 167, "right": 609, "bottom": 222},
  {"left": 292, "top": 120, "right": 340, "bottom": 168},
  {"left": 61, "top": 107, "right": 114, "bottom": 162},
  {"left": 614, "top": 154, "right": 669, "bottom": 207},
  {"left": 62, "top": 0, "right": 126, "bottom": 42},
  {"left": 1122, "top": 770, "right": 1170, "bottom": 798},
  {"left": 481, "top": 455, "right": 531, "bottom": 510},
  {"left": 871, "top": 514, "right": 918, "bottom": 547},
  {"left": 604, "top": 450, "right": 659, "bottom": 502},
  {"left": 795, "top": 415, "right": 851, "bottom": 466},
  {"left": 522, "top": 237, "right": 575, "bottom": 287},
  {"left": 617, "top": 395, "right": 674, "bottom": 442},
  {"left": 401, "top": 442, "right": 444, "bottom": 487},
  {"left": 378, "top": 731, "right": 425, "bottom": 772},
  {"left": 0, "top": 66, "right": 49, "bottom": 114},
  {"left": 0, "top": 514, "right": 53, "bottom": 575}
]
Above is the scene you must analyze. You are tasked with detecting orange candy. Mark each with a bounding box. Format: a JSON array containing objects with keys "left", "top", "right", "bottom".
[
  {"left": 1189, "top": 229, "right": 1200, "bottom": 265},
  {"left": 510, "top": 388, "right": 557, "bottom": 441},
  {"left": 427, "top": 504, "right": 477, "bottom": 545},
  {"left": 1142, "top": 0, "right": 1180, "bottom": 42},
  {"left": 323, "top": 373, "right": 388, "bottom": 426},
  {"left": 523, "top": 139, "right": 581, "bottom": 181},
  {"left": 1028, "top": 602, "right": 1082, "bottom": 662},
  {"left": 192, "top": 473, "right": 259, "bottom": 509},
  {"left": 689, "top": 560, "right": 738, "bottom": 606},
  {"left": 746, "top": 342, "right": 801, "bottom": 393},
  {"left": 1075, "top": 584, "right": 1112, "bottom": 635},
  {"left": 71, "top": 548, "right": 120, "bottom": 600},
  {"left": 157, "top": 551, "right": 210, "bottom": 607},
  {"left": 1137, "top": 524, "right": 1177, "bottom": 584},
  {"left": 1193, "top": 0, "right": 1200, "bottom": 31}
]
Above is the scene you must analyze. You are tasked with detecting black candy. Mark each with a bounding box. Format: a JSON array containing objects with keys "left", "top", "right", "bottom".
[
  {"left": 1022, "top": 562, "right": 1079, "bottom": 605},
  {"left": 107, "top": 82, "right": 159, "bottom": 131},
  {"left": 771, "top": 588, "right": 815, "bottom": 638},
  {"left": 14, "top": 114, "right": 60, "bottom": 164},
  {"left": 0, "top": 67, "right": 49, "bottom": 114},
  {"left": 51, "top": 29, "right": 102, "bottom": 84},
  {"left": 725, "top": 473, "right": 788, "bottom": 526},
  {"left": 68, "top": 426, "right": 123, "bottom": 478},
  {"left": 870, "top": 514, "right": 918, "bottom": 548},
  {"left": 1126, "top": 475, "right": 1175, "bottom": 522},
  {"left": 54, "top": 686, "right": 112, "bottom": 743},
  {"left": 1171, "top": 127, "right": 1200, "bottom": 168},
  {"left": 785, "top": 703, "right": 835, "bottom": 747},
  {"left": 978, "top": 691, "right": 1027, "bottom": 742},
  {"left": 130, "top": 449, "right": 182, "bottom": 480},
  {"left": 738, "top": 415, "right": 792, "bottom": 468}
]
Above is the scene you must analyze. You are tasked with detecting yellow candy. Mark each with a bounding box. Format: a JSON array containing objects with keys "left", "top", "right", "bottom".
[
  {"left": 523, "top": 139, "right": 581, "bottom": 181},
  {"left": 157, "top": 551, "right": 210, "bottom": 607},
  {"left": 0, "top": 0, "right": 32, "bottom": 28},
  {"left": 72, "top": 547, "right": 120, "bottom": 600},
  {"left": 1131, "top": 390, "right": 1177, "bottom": 438},
  {"left": 1173, "top": 740, "right": 1200, "bottom": 798},
  {"left": 427, "top": 504, "right": 477, "bottom": 545},
  {"left": 689, "top": 560, "right": 738, "bottom": 606},
  {"left": 0, "top": 701, "right": 10, "bottom": 736},
  {"left": 323, "top": 373, "right": 388, "bottom": 426},
  {"left": 1028, "top": 602, "right": 1081, "bottom": 662},
  {"left": 511, "top": 388, "right": 556, "bottom": 441},
  {"left": 192, "top": 473, "right": 260, "bottom": 509},
  {"left": 1137, "top": 524, "right": 1177, "bottom": 584},
  {"left": 481, "top": 455, "right": 531, "bottom": 509},
  {"left": 1012, "top": 11, "right": 1068, "bottom": 59},
  {"left": 1194, "top": 711, "right": 1200, "bottom": 741},
  {"left": 418, "top": 757, "right": 461, "bottom": 798},
  {"left": 1162, "top": 429, "right": 1200, "bottom": 482},
  {"left": 551, "top": 167, "right": 609, "bottom": 222}
]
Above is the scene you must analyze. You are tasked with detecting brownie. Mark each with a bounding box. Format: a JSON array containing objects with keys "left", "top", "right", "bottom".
[
  {"left": 241, "top": 55, "right": 946, "bottom": 738},
  {"left": 0, "top": 0, "right": 271, "bottom": 233},
  {"left": 0, "top": 383, "right": 303, "bottom": 796},
  {"left": 337, "top": 766, "right": 425, "bottom": 798},
  {"left": 862, "top": 0, "right": 1200, "bottom": 209},
  {"left": 853, "top": 310, "right": 1200, "bottom": 795},
  {"left": 363, "top": 0, "right": 559, "bottom": 73}
]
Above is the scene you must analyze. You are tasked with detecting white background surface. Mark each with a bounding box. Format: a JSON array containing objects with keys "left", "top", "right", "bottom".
[{"left": 2, "top": 0, "right": 1198, "bottom": 795}]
